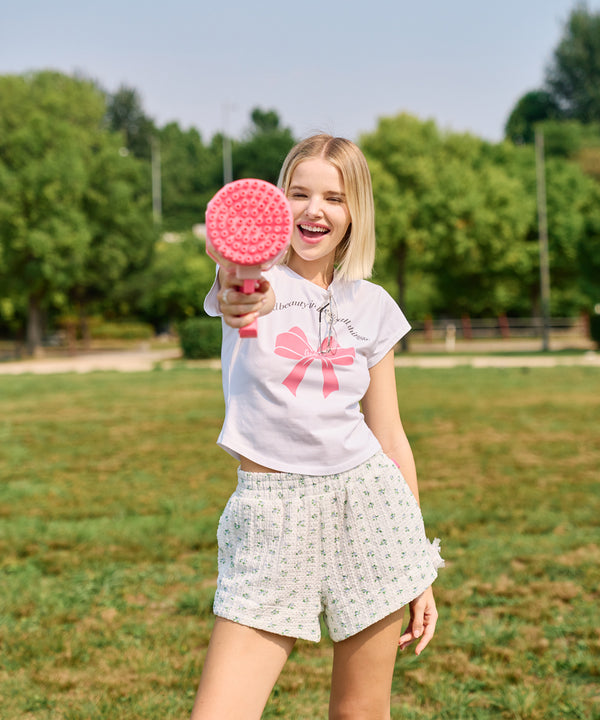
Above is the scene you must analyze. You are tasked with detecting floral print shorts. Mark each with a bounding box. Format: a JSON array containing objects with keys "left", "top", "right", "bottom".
[{"left": 214, "top": 452, "right": 443, "bottom": 642}]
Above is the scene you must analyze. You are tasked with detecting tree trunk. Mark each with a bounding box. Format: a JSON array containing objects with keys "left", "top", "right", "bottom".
[
  {"left": 79, "top": 304, "right": 91, "bottom": 350},
  {"left": 27, "top": 295, "right": 44, "bottom": 357}
]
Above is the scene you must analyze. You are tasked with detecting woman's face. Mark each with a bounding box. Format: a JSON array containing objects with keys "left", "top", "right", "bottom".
[{"left": 286, "top": 157, "right": 351, "bottom": 275}]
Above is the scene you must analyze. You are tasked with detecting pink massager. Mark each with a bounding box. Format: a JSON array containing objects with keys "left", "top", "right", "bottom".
[{"left": 206, "top": 179, "right": 293, "bottom": 337}]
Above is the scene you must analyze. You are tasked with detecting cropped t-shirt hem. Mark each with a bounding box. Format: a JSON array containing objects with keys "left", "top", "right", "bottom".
[{"left": 217, "top": 437, "right": 383, "bottom": 476}]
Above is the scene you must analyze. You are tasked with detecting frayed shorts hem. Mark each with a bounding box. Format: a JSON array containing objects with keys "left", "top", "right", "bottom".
[{"left": 213, "top": 568, "right": 438, "bottom": 643}]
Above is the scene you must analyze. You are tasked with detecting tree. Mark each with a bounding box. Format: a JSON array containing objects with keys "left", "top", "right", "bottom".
[
  {"left": 545, "top": 3, "right": 600, "bottom": 122},
  {"left": 113, "top": 232, "right": 215, "bottom": 331},
  {"left": 0, "top": 71, "right": 154, "bottom": 354},
  {"left": 542, "top": 156, "right": 600, "bottom": 312},
  {"left": 0, "top": 72, "right": 100, "bottom": 352},
  {"left": 158, "top": 122, "right": 218, "bottom": 230},
  {"left": 361, "top": 115, "right": 535, "bottom": 322},
  {"left": 233, "top": 108, "right": 296, "bottom": 184},
  {"left": 70, "top": 131, "right": 156, "bottom": 340},
  {"left": 364, "top": 113, "right": 600, "bottom": 322},
  {"left": 360, "top": 115, "right": 442, "bottom": 320},
  {"left": 504, "top": 90, "right": 563, "bottom": 144},
  {"left": 576, "top": 182, "right": 600, "bottom": 302},
  {"left": 152, "top": 109, "right": 296, "bottom": 231},
  {"left": 105, "top": 85, "right": 156, "bottom": 160}
]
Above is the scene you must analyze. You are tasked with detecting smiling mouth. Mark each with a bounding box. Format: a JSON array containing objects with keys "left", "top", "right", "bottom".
[{"left": 298, "top": 224, "right": 330, "bottom": 242}]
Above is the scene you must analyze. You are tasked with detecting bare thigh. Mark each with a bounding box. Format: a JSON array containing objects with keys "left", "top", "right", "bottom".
[
  {"left": 329, "top": 609, "right": 405, "bottom": 720},
  {"left": 190, "top": 617, "right": 296, "bottom": 720}
]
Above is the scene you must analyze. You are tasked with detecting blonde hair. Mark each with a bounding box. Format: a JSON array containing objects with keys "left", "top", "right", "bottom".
[{"left": 277, "top": 134, "right": 376, "bottom": 281}]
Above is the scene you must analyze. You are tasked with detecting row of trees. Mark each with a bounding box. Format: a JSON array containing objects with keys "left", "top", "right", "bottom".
[
  {"left": 106, "top": 90, "right": 295, "bottom": 229},
  {"left": 1, "top": 3, "right": 599, "bottom": 353},
  {"left": 363, "top": 115, "right": 600, "bottom": 319},
  {"left": 0, "top": 75, "right": 296, "bottom": 351},
  {"left": 0, "top": 73, "right": 156, "bottom": 352}
]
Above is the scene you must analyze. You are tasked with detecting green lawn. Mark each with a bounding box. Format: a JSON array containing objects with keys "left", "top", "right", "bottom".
[{"left": 1, "top": 366, "right": 599, "bottom": 719}]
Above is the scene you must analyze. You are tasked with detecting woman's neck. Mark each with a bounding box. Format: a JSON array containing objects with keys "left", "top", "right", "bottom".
[{"left": 287, "top": 256, "right": 334, "bottom": 289}]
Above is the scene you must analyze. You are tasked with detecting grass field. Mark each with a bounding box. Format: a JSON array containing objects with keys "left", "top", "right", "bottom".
[{"left": 1, "top": 365, "right": 599, "bottom": 719}]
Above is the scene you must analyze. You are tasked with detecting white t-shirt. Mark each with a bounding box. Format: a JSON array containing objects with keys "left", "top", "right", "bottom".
[{"left": 204, "top": 264, "right": 410, "bottom": 474}]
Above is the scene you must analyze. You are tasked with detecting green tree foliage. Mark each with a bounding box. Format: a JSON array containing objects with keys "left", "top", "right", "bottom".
[
  {"left": 72, "top": 131, "right": 156, "bottom": 324},
  {"left": 504, "top": 90, "right": 563, "bottom": 144},
  {"left": 361, "top": 115, "right": 535, "bottom": 318},
  {"left": 158, "top": 123, "right": 219, "bottom": 230},
  {"left": 362, "top": 113, "right": 599, "bottom": 320},
  {"left": 113, "top": 232, "right": 215, "bottom": 331},
  {"left": 233, "top": 108, "right": 296, "bottom": 184},
  {"left": 105, "top": 85, "right": 156, "bottom": 160},
  {"left": 153, "top": 108, "right": 295, "bottom": 233},
  {"left": 0, "top": 72, "right": 102, "bottom": 351},
  {"left": 545, "top": 3, "right": 600, "bottom": 122},
  {"left": 0, "top": 71, "right": 154, "bottom": 353},
  {"left": 535, "top": 155, "right": 600, "bottom": 313},
  {"left": 537, "top": 119, "right": 600, "bottom": 157},
  {"left": 533, "top": 119, "right": 600, "bottom": 186},
  {"left": 573, "top": 179, "right": 600, "bottom": 303}
]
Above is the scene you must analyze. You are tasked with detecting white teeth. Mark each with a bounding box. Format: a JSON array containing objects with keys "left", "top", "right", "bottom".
[{"left": 300, "top": 224, "right": 328, "bottom": 233}]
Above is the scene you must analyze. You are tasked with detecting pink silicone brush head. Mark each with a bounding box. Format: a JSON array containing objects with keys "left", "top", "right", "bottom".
[{"left": 206, "top": 179, "right": 292, "bottom": 270}]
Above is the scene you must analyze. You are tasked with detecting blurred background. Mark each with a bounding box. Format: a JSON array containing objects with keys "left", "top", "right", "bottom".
[{"left": 1, "top": 0, "right": 600, "bottom": 358}]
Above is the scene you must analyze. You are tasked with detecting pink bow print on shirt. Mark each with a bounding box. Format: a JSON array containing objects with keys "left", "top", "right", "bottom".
[{"left": 274, "top": 326, "right": 355, "bottom": 398}]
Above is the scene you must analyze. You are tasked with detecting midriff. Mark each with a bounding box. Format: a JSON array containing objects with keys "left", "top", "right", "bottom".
[{"left": 239, "top": 456, "right": 281, "bottom": 473}]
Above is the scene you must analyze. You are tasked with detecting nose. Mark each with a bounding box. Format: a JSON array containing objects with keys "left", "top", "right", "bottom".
[{"left": 305, "top": 195, "right": 323, "bottom": 218}]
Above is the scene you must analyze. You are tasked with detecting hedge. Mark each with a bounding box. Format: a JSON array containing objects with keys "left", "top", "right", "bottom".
[
  {"left": 178, "top": 317, "right": 222, "bottom": 359},
  {"left": 590, "top": 313, "right": 600, "bottom": 347}
]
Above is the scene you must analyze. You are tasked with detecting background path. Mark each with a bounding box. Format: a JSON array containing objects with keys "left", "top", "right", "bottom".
[
  {"left": 0, "top": 344, "right": 598, "bottom": 374},
  {"left": 0, "top": 348, "right": 181, "bottom": 375}
]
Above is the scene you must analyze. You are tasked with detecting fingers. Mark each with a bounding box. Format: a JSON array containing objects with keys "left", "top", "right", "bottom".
[
  {"left": 414, "top": 614, "right": 437, "bottom": 656},
  {"left": 219, "top": 286, "right": 265, "bottom": 308},
  {"left": 218, "top": 281, "right": 267, "bottom": 329},
  {"left": 398, "top": 623, "right": 420, "bottom": 652},
  {"left": 398, "top": 588, "right": 438, "bottom": 656}
]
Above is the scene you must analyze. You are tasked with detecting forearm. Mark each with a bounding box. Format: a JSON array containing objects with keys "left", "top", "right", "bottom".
[
  {"left": 386, "top": 431, "right": 420, "bottom": 506},
  {"left": 362, "top": 350, "right": 421, "bottom": 505}
]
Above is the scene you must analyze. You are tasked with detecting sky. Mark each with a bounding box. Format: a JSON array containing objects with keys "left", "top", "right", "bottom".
[{"left": 3, "top": 0, "right": 600, "bottom": 144}]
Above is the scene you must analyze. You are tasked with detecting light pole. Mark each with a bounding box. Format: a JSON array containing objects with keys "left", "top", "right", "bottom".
[
  {"left": 535, "top": 128, "right": 551, "bottom": 352},
  {"left": 151, "top": 136, "right": 162, "bottom": 226},
  {"left": 222, "top": 103, "right": 235, "bottom": 185}
]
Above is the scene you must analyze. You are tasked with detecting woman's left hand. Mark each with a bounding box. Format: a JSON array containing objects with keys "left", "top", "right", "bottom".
[{"left": 398, "top": 586, "right": 438, "bottom": 655}]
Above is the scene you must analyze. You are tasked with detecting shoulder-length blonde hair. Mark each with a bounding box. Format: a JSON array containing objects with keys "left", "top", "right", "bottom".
[{"left": 277, "top": 134, "right": 376, "bottom": 281}]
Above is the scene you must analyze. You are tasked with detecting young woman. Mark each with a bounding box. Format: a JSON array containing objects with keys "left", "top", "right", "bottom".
[{"left": 191, "top": 134, "right": 443, "bottom": 720}]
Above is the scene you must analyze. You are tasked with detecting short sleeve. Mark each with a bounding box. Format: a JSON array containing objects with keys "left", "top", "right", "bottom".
[
  {"left": 203, "top": 268, "right": 222, "bottom": 317},
  {"left": 366, "top": 286, "right": 411, "bottom": 367}
]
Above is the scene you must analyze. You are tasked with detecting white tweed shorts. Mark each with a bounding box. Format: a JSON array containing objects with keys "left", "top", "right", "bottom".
[{"left": 213, "top": 451, "right": 443, "bottom": 642}]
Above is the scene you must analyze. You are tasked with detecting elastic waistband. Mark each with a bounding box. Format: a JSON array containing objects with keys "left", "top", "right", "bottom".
[{"left": 235, "top": 451, "right": 394, "bottom": 496}]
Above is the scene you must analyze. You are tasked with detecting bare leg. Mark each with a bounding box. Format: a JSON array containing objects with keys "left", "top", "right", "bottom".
[
  {"left": 190, "top": 617, "right": 296, "bottom": 720},
  {"left": 329, "top": 609, "right": 404, "bottom": 720}
]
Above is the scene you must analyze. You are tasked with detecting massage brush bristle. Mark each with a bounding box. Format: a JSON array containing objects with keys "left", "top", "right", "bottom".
[{"left": 206, "top": 179, "right": 293, "bottom": 267}]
